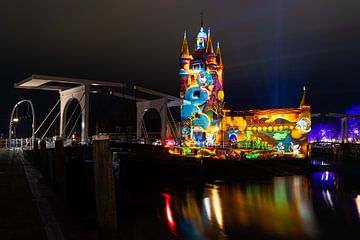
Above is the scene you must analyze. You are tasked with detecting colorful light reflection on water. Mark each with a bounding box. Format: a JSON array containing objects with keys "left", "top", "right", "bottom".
[
  {"left": 161, "top": 176, "right": 319, "bottom": 239},
  {"left": 119, "top": 172, "right": 360, "bottom": 239}
]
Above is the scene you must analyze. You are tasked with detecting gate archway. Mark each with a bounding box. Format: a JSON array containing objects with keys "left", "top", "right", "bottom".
[
  {"left": 136, "top": 98, "right": 168, "bottom": 144},
  {"left": 60, "top": 85, "right": 89, "bottom": 144}
]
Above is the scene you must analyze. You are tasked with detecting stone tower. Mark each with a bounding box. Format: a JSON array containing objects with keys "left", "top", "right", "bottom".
[{"left": 179, "top": 20, "right": 225, "bottom": 147}]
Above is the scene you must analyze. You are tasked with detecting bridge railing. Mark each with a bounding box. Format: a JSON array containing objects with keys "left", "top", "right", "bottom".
[
  {"left": 0, "top": 139, "right": 8, "bottom": 149},
  {"left": 2, "top": 138, "right": 34, "bottom": 150}
]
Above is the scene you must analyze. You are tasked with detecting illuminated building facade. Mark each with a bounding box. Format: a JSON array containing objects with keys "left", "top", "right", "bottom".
[
  {"left": 179, "top": 22, "right": 224, "bottom": 148},
  {"left": 178, "top": 21, "right": 311, "bottom": 158}
]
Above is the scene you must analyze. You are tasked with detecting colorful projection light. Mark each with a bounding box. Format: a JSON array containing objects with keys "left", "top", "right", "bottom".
[{"left": 176, "top": 20, "right": 311, "bottom": 159}]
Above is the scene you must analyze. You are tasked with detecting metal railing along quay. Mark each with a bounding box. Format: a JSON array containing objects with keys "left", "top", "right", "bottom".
[{"left": 0, "top": 138, "right": 34, "bottom": 150}]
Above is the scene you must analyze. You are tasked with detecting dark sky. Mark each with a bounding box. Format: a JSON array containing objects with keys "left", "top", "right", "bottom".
[{"left": 1, "top": 0, "right": 360, "bottom": 134}]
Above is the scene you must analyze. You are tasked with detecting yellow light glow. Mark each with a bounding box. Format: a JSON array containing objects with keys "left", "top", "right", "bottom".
[
  {"left": 211, "top": 187, "right": 224, "bottom": 229},
  {"left": 355, "top": 195, "right": 360, "bottom": 218}
]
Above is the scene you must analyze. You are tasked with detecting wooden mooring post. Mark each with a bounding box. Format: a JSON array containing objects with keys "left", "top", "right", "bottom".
[
  {"left": 33, "top": 139, "right": 40, "bottom": 168},
  {"left": 54, "top": 139, "right": 68, "bottom": 204},
  {"left": 40, "top": 140, "right": 50, "bottom": 180},
  {"left": 92, "top": 134, "right": 118, "bottom": 240}
]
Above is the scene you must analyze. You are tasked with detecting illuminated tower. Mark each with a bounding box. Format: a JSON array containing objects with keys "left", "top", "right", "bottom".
[
  {"left": 299, "top": 86, "right": 311, "bottom": 130},
  {"left": 179, "top": 19, "right": 225, "bottom": 147}
]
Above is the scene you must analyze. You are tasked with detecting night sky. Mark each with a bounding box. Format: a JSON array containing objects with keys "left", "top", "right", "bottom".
[{"left": 1, "top": 0, "right": 360, "bottom": 135}]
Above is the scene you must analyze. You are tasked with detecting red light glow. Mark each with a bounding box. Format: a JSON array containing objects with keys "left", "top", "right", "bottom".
[
  {"left": 162, "top": 193, "right": 176, "bottom": 231},
  {"left": 165, "top": 137, "right": 176, "bottom": 148}
]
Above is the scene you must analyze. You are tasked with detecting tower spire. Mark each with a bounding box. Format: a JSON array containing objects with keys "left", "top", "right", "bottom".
[
  {"left": 180, "top": 30, "right": 190, "bottom": 58},
  {"left": 216, "top": 41, "right": 223, "bottom": 65},
  {"left": 200, "top": 12, "right": 204, "bottom": 28},
  {"left": 196, "top": 14, "right": 207, "bottom": 50},
  {"left": 206, "top": 28, "right": 214, "bottom": 54},
  {"left": 300, "top": 85, "right": 309, "bottom": 106}
]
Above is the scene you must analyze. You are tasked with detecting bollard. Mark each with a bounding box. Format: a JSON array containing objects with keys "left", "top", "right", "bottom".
[
  {"left": 54, "top": 140, "right": 68, "bottom": 204},
  {"left": 92, "top": 134, "right": 118, "bottom": 240}
]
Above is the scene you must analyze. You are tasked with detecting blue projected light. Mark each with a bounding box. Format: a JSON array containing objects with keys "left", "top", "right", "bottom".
[
  {"left": 184, "top": 86, "right": 208, "bottom": 106},
  {"left": 311, "top": 172, "right": 336, "bottom": 189}
]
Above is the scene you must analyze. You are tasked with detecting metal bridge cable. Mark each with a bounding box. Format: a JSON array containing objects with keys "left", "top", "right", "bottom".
[
  {"left": 66, "top": 95, "right": 87, "bottom": 140},
  {"left": 61, "top": 95, "right": 82, "bottom": 135},
  {"left": 67, "top": 110, "right": 82, "bottom": 139},
  {"left": 34, "top": 99, "right": 60, "bottom": 136},
  {"left": 167, "top": 107, "right": 179, "bottom": 141},
  {"left": 168, "top": 119, "right": 178, "bottom": 143},
  {"left": 159, "top": 103, "right": 177, "bottom": 142},
  {"left": 164, "top": 104, "right": 178, "bottom": 142},
  {"left": 40, "top": 111, "right": 60, "bottom": 141},
  {"left": 141, "top": 118, "right": 149, "bottom": 144},
  {"left": 61, "top": 93, "right": 85, "bottom": 136}
]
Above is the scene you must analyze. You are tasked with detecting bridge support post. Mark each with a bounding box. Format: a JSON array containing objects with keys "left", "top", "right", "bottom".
[
  {"left": 136, "top": 98, "right": 168, "bottom": 144},
  {"left": 92, "top": 134, "right": 118, "bottom": 240},
  {"left": 60, "top": 84, "right": 90, "bottom": 145},
  {"left": 341, "top": 117, "right": 349, "bottom": 143}
]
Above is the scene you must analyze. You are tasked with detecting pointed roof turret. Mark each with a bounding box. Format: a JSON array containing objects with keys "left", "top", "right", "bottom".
[
  {"left": 196, "top": 13, "right": 207, "bottom": 50},
  {"left": 300, "top": 86, "right": 309, "bottom": 106},
  {"left": 216, "top": 41, "right": 223, "bottom": 66},
  {"left": 180, "top": 31, "right": 190, "bottom": 58},
  {"left": 206, "top": 28, "right": 214, "bottom": 54}
]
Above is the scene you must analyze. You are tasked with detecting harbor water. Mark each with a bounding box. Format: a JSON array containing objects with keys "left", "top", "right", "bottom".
[{"left": 116, "top": 157, "right": 360, "bottom": 240}]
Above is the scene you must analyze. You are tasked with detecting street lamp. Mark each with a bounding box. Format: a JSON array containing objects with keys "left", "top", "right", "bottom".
[{"left": 9, "top": 100, "right": 35, "bottom": 149}]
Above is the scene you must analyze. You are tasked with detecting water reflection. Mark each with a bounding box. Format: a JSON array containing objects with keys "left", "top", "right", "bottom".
[
  {"left": 163, "top": 176, "right": 319, "bottom": 239},
  {"left": 355, "top": 195, "right": 360, "bottom": 219},
  {"left": 119, "top": 171, "right": 360, "bottom": 239},
  {"left": 163, "top": 193, "right": 176, "bottom": 233}
]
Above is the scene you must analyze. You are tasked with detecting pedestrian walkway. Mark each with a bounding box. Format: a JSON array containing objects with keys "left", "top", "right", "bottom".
[
  {"left": 0, "top": 149, "right": 98, "bottom": 240},
  {"left": 0, "top": 150, "right": 47, "bottom": 239}
]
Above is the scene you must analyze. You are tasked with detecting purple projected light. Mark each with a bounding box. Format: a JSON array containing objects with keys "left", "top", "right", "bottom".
[
  {"left": 308, "top": 123, "right": 340, "bottom": 142},
  {"left": 344, "top": 104, "right": 360, "bottom": 142}
]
